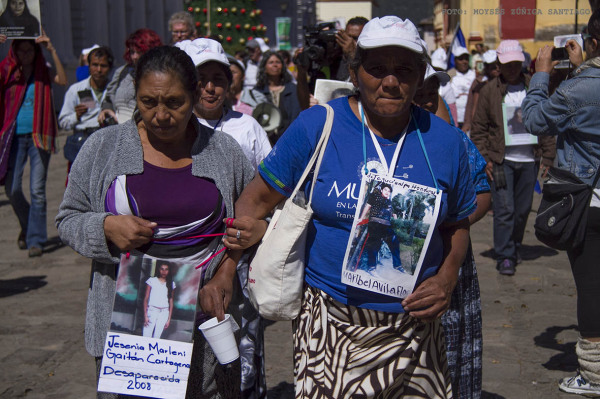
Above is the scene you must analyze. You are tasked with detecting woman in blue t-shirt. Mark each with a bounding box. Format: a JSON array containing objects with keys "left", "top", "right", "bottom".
[{"left": 226, "top": 16, "right": 476, "bottom": 398}]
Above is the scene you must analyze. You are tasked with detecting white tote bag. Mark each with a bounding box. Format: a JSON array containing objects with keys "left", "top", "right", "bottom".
[{"left": 248, "top": 104, "right": 334, "bottom": 320}]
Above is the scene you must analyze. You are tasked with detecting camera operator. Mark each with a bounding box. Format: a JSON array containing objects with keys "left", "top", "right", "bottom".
[
  {"left": 296, "top": 16, "right": 368, "bottom": 110},
  {"left": 522, "top": 10, "right": 600, "bottom": 395}
]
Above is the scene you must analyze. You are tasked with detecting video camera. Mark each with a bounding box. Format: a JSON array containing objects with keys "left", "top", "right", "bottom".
[{"left": 294, "top": 22, "right": 341, "bottom": 71}]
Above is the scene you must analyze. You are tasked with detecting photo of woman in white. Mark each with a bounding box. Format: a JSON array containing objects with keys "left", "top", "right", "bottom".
[{"left": 142, "top": 262, "right": 176, "bottom": 339}]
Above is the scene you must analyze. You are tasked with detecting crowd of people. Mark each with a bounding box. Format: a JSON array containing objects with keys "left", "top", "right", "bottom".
[{"left": 2, "top": 6, "right": 600, "bottom": 399}]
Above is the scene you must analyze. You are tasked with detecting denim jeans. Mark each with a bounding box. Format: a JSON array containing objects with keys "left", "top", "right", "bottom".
[
  {"left": 490, "top": 160, "right": 537, "bottom": 263},
  {"left": 4, "top": 134, "right": 51, "bottom": 249}
]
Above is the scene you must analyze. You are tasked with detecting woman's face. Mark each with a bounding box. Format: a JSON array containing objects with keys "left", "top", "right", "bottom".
[
  {"left": 265, "top": 55, "right": 283, "bottom": 78},
  {"left": 9, "top": 0, "right": 25, "bottom": 16},
  {"left": 129, "top": 47, "right": 143, "bottom": 65},
  {"left": 16, "top": 41, "right": 35, "bottom": 66},
  {"left": 381, "top": 186, "right": 391, "bottom": 199},
  {"left": 351, "top": 46, "right": 424, "bottom": 120},
  {"left": 136, "top": 70, "right": 195, "bottom": 144},
  {"left": 159, "top": 265, "right": 169, "bottom": 278},
  {"left": 197, "top": 62, "right": 229, "bottom": 118},
  {"left": 229, "top": 64, "right": 244, "bottom": 94}
]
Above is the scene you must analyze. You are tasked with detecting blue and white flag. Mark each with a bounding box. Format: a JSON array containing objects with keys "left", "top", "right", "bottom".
[{"left": 447, "top": 24, "right": 467, "bottom": 70}]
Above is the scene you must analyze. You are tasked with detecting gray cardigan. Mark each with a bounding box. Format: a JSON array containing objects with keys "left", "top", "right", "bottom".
[{"left": 56, "top": 115, "right": 255, "bottom": 362}]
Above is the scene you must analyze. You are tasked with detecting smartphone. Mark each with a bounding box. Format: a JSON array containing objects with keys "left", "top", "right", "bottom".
[{"left": 551, "top": 47, "right": 569, "bottom": 61}]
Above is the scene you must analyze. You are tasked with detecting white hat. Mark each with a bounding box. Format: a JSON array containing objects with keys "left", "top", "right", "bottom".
[
  {"left": 452, "top": 46, "right": 469, "bottom": 57},
  {"left": 424, "top": 64, "right": 450, "bottom": 85},
  {"left": 357, "top": 16, "right": 424, "bottom": 53},
  {"left": 81, "top": 44, "right": 100, "bottom": 56},
  {"left": 175, "top": 38, "right": 230, "bottom": 68},
  {"left": 227, "top": 54, "right": 245, "bottom": 72},
  {"left": 431, "top": 48, "right": 447, "bottom": 70},
  {"left": 482, "top": 49, "right": 497, "bottom": 64},
  {"left": 246, "top": 38, "right": 270, "bottom": 53}
]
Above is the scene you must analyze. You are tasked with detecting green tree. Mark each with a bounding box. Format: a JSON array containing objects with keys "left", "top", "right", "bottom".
[{"left": 187, "top": 0, "right": 267, "bottom": 53}]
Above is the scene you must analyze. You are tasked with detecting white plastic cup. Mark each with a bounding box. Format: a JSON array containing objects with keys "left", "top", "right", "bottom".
[{"left": 198, "top": 314, "right": 239, "bottom": 364}]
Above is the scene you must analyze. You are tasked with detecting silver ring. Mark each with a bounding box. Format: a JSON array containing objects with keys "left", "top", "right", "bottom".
[{"left": 236, "top": 230, "right": 241, "bottom": 239}]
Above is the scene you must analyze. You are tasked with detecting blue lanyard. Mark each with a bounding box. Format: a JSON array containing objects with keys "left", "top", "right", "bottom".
[{"left": 359, "top": 103, "right": 439, "bottom": 193}]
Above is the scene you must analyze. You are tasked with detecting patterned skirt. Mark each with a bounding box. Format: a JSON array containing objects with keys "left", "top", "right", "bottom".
[
  {"left": 293, "top": 285, "right": 453, "bottom": 399},
  {"left": 441, "top": 242, "right": 483, "bottom": 399}
]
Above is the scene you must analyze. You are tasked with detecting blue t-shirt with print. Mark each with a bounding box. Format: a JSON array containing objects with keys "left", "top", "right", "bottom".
[{"left": 259, "top": 97, "right": 476, "bottom": 313}]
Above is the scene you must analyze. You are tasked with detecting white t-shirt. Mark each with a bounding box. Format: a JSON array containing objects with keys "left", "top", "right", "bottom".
[
  {"left": 244, "top": 59, "right": 259, "bottom": 89},
  {"left": 146, "top": 277, "right": 175, "bottom": 308},
  {"left": 450, "top": 69, "right": 476, "bottom": 123},
  {"left": 503, "top": 83, "right": 534, "bottom": 162},
  {"left": 197, "top": 109, "right": 272, "bottom": 170}
]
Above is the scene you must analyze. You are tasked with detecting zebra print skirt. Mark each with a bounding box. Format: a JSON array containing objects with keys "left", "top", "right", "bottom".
[{"left": 293, "top": 285, "right": 453, "bottom": 398}]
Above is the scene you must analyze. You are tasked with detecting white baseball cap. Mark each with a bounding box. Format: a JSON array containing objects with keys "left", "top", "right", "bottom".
[
  {"left": 482, "top": 49, "right": 497, "bottom": 64},
  {"left": 431, "top": 48, "right": 447, "bottom": 70},
  {"left": 175, "top": 38, "right": 230, "bottom": 68},
  {"left": 424, "top": 64, "right": 450, "bottom": 85},
  {"left": 452, "top": 46, "right": 469, "bottom": 57},
  {"left": 357, "top": 16, "right": 424, "bottom": 53},
  {"left": 246, "top": 38, "right": 270, "bottom": 53},
  {"left": 81, "top": 44, "right": 100, "bottom": 56}
]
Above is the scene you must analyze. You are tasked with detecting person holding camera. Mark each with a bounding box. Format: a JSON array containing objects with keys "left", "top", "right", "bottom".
[
  {"left": 470, "top": 40, "right": 555, "bottom": 276},
  {"left": 522, "top": 10, "right": 600, "bottom": 396},
  {"left": 296, "top": 17, "right": 368, "bottom": 110}
]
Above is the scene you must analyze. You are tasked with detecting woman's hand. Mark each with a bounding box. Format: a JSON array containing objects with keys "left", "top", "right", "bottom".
[
  {"left": 144, "top": 315, "right": 150, "bottom": 327},
  {"left": 199, "top": 256, "right": 237, "bottom": 321},
  {"left": 565, "top": 39, "right": 584, "bottom": 68},
  {"left": 222, "top": 216, "right": 268, "bottom": 250},
  {"left": 103, "top": 215, "right": 157, "bottom": 252},
  {"left": 164, "top": 319, "right": 170, "bottom": 329},
  {"left": 401, "top": 273, "right": 456, "bottom": 322},
  {"left": 0, "top": 34, "right": 7, "bottom": 44},
  {"left": 535, "top": 45, "right": 560, "bottom": 74}
]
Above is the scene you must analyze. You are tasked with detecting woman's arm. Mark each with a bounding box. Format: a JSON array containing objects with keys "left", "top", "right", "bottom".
[
  {"left": 165, "top": 296, "right": 173, "bottom": 328},
  {"left": 222, "top": 174, "right": 286, "bottom": 250},
  {"left": 143, "top": 285, "right": 151, "bottom": 326},
  {"left": 469, "top": 192, "right": 491, "bottom": 226},
  {"left": 36, "top": 33, "right": 67, "bottom": 86},
  {"left": 401, "top": 217, "right": 470, "bottom": 322},
  {"left": 199, "top": 252, "right": 239, "bottom": 321}
]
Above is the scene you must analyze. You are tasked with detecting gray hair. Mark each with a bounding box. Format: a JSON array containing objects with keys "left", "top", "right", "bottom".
[{"left": 168, "top": 11, "right": 194, "bottom": 32}]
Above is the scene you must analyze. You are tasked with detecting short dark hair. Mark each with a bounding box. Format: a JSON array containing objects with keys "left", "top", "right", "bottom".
[
  {"left": 347, "top": 16, "right": 369, "bottom": 27},
  {"left": 134, "top": 46, "right": 198, "bottom": 98},
  {"left": 88, "top": 46, "right": 114, "bottom": 68},
  {"left": 379, "top": 183, "right": 393, "bottom": 192}
]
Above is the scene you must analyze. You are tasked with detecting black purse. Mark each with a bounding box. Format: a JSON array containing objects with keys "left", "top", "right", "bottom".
[
  {"left": 534, "top": 166, "right": 600, "bottom": 251},
  {"left": 63, "top": 128, "right": 97, "bottom": 162}
]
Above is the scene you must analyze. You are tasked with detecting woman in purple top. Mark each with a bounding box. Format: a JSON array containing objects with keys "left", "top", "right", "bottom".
[{"left": 56, "top": 46, "right": 256, "bottom": 398}]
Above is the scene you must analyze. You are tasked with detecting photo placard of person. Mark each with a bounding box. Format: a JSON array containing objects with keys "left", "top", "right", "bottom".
[
  {"left": 0, "top": 0, "right": 42, "bottom": 39},
  {"left": 502, "top": 104, "right": 538, "bottom": 146},
  {"left": 97, "top": 253, "right": 202, "bottom": 398},
  {"left": 341, "top": 172, "right": 441, "bottom": 298}
]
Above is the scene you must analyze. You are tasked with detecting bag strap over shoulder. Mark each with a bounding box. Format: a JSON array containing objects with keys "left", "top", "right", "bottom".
[{"left": 289, "top": 104, "right": 334, "bottom": 205}]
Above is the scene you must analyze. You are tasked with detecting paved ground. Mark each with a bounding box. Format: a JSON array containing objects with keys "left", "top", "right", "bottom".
[{"left": 0, "top": 132, "right": 583, "bottom": 398}]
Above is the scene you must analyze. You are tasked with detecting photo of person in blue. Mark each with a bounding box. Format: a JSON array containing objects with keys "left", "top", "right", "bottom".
[{"left": 357, "top": 182, "right": 402, "bottom": 274}]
